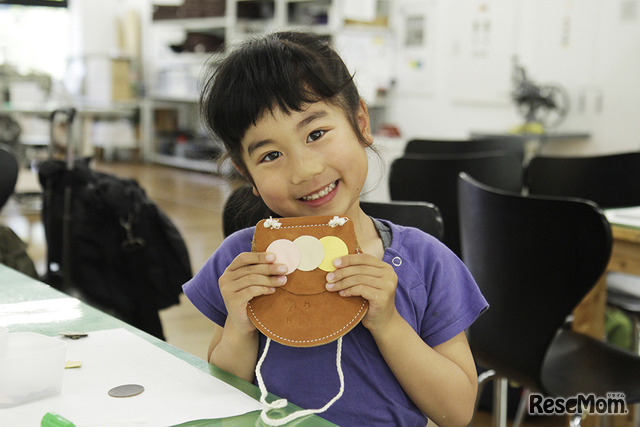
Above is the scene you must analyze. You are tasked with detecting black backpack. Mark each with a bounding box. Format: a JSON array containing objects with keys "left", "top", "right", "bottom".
[{"left": 39, "top": 159, "right": 192, "bottom": 339}]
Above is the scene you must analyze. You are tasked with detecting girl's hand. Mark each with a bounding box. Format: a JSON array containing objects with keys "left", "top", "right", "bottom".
[
  {"left": 324, "top": 253, "right": 398, "bottom": 332},
  {"left": 218, "top": 252, "right": 288, "bottom": 334}
]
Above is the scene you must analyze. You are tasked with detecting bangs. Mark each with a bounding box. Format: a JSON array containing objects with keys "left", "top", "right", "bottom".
[{"left": 201, "top": 32, "right": 358, "bottom": 152}]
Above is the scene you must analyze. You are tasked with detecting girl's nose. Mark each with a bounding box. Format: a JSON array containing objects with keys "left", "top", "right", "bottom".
[{"left": 290, "top": 150, "right": 324, "bottom": 184}]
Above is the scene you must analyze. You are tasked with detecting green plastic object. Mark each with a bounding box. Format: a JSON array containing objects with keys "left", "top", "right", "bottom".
[{"left": 41, "top": 412, "right": 76, "bottom": 427}]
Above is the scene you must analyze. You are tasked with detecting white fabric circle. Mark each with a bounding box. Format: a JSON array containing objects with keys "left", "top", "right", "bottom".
[{"left": 293, "top": 235, "right": 325, "bottom": 271}]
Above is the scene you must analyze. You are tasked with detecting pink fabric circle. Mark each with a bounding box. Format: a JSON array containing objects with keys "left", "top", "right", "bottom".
[{"left": 266, "top": 239, "right": 301, "bottom": 275}]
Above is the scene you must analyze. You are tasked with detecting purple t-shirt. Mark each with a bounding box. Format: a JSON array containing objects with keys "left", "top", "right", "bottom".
[{"left": 183, "top": 219, "right": 488, "bottom": 426}]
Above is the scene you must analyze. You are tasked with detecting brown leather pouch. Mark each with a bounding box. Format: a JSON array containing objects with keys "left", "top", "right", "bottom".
[{"left": 247, "top": 215, "right": 368, "bottom": 347}]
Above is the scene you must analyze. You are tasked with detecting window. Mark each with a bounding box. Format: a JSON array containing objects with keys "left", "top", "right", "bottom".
[{"left": 0, "top": 5, "right": 70, "bottom": 80}]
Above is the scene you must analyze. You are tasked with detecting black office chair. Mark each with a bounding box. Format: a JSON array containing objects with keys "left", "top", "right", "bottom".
[
  {"left": 527, "top": 151, "right": 640, "bottom": 354},
  {"left": 222, "top": 186, "right": 445, "bottom": 243},
  {"left": 458, "top": 172, "right": 640, "bottom": 427},
  {"left": 222, "top": 185, "right": 274, "bottom": 237},
  {"left": 0, "top": 143, "right": 19, "bottom": 211},
  {"left": 526, "top": 151, "right": 640, "bottom": 208},
  {"left": 360, "top": 200, "right": 443, "bottom": 241},
  {"left": 405, "top": 138, "right": 525, "bottom": 164},
  {"left": 389, "top": 150, "right": 523, "bottom": 257}
]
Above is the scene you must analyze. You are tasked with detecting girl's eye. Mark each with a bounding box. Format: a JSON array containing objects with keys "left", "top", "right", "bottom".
[
  {"left": 260, "top": 151, "right": 282, "bottom": 163},
  {"left": 307, "top": 130, "right": 325, "bottom": 143}
]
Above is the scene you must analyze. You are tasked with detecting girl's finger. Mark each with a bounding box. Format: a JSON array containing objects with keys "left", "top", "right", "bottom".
[
  {"left": 237, "top": 282, "right": 285, "bottom": 301},
  {"left": 232, "top": 262, "right": 289, "bottom": 279},
  {"left": 334, "top": 284, "right": 386, "bottom": 303},
  {"left": 227, "top": 251, "right": 276, "bottom": 271},
  {"left": 326, "top": 264, "right": 385, "bottom": 286},
  {"left": 326, "top": 273, "right": 384, "bottom": 292},
  {"left": 332, "top": 253, "right": 380, "bottom": 269},
  {"left": 223, "top": 272, "right": 287, "bottom": 292},
  {"left": 223, "top": 262, "right": 289, "bottom": 287}
]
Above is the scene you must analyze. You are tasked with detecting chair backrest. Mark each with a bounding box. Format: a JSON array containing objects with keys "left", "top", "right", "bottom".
[
  {"left": 389, "top": 150, "right": 523, "bottom": 257},
  {"left": 222, "top": 185, "right": 274, "bottom": 237},
  {"left": 458, "top": 172, "right": 612, "bottom": 393},
  {"left": 360, "top": 200, "right": 444, "bottom": 241},
  {"left": 222, "top": 187, "right": 445, "bottom": 242},
  {"left": 526, "top": 151, "right": 640, "bottom": 208},
  {"left": 405, "top": 138, "right": 525, "bottom": 164},
  {"left": 0, "top": 143, "right": 19, "bottom": 211}
]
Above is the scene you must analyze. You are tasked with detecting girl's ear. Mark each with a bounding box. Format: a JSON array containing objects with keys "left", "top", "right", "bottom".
[
  {"left": 357, "top": 98, "right": 374, "bottom": 145},
  {"left": 252, "top": 185, "right": 260, "bottom": 197}
]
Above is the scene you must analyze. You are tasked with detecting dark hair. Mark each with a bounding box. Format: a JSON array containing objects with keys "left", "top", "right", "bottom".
[{"left": 200, "top": 31, "right": 368, "bottom": 178}]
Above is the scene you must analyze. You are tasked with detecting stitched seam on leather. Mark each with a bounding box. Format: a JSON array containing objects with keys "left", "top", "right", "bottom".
[{"left": 247, "top": 300, "right": 367, "bottom": 344}]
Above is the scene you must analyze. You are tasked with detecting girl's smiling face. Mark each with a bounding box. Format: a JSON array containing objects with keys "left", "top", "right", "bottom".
[{"left": 240, "top": 100, "right": 372, "bottom": 220}]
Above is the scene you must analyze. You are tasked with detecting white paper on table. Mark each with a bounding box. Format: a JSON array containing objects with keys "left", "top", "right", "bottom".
[
  {"left": 605, "top": 206, "right": 640, "bottom": 228},
  {"left": 0, "top": 328, "right": 262, "bottom": 426}
]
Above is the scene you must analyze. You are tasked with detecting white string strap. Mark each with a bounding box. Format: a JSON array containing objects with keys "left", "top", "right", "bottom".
[{"left": 255, "top": 337, "right": 345, "bottom": 426}]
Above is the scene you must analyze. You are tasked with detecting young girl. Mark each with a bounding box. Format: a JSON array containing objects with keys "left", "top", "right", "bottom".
[{"left": 183, "top": 31, "right": 488, "bottom": 427}]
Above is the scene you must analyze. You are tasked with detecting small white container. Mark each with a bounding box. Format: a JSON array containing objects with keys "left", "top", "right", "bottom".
[
  {"left": 0, "top": 332, "right": 68, "bottom": 408},
  {"left": 0, "top": 326, "right": 7, "bottom": 357}
]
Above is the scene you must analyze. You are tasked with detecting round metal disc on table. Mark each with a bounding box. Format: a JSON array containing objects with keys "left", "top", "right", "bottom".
[{"left": 108, "top": 384, "right": 145, "bottom": 398}]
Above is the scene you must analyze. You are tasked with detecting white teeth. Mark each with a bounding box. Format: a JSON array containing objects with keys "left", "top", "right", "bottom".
[{"left": 302, "top": 182, "right": 336, "bottom": 201}]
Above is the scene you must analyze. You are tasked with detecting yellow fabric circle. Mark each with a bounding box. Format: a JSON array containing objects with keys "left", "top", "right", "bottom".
[
  {"left": 318, "top": 236, "right": 348, "bottom": 272},
  {"left": 293, "top": 235, "right": 325, "bottom": 271}
]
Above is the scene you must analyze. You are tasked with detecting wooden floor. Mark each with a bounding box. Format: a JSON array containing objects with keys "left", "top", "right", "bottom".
[{"left": 1, "top": 160, "right": 568, "bottom": 427}]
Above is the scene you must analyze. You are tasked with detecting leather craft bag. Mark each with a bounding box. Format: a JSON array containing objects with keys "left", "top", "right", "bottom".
[
  {"left": 249, "top": 215, "right": 368, "bottom": 346},
  {"left": 248, "top": 215, "right": 368, "bottom": 425}
]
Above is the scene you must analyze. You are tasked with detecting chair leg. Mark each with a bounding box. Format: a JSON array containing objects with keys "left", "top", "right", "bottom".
[
  {"left": 493, "top": 378, "right": 508, "bottom": 427},
  {"left": 471, "top": 369, "right": 497, "bottom": 426},
  {"left": 631, "top": 403, "right": 640, "bottom": 427},
  {"left": 512, "top": 388, "right": 529, "bottom": 427},
  {"left": 631, "top": 313, "right": 640, "bottom": 355},
  {"left": 569, "top": 412, "right": 583, "bottom": 427},
  {"left": 471, "top": 370, "right": 509, "bottom": 427}
]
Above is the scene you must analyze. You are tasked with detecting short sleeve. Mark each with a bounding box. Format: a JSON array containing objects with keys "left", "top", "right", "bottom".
[
  {"left": 182, "top": 227, "right": 254, "bottom": 327},
  {"left": 383, "top": 221, "right": 488, "bottom": 348},
  {"left": 419, "top": 249, "right": 488, "bottom": 347}
]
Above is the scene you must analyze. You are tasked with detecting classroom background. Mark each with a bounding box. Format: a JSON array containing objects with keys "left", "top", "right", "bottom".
[{"left": 1, "top": 2, "right": 639, "bottom": 425}]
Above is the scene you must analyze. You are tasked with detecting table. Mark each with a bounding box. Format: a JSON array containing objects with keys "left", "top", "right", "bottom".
[
  {"left": 605, "top": 208, "right": 640, "bottom": 278},
  {"left": 574, "top": 208, "right": 640, "bottom": 338},
  {"left": 470, "top": 131, "right": 590, "bottom": 165},
  {"left": 572, "top": 208, "right": 640, "bottom": 427},
  {"left": 0, "top": 265, "right": 335, "bottom": 426}
]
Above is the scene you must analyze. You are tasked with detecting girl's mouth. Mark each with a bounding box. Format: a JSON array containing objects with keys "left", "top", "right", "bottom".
[{"left": 300, "top": 181, "right": 338, "bottom": 202}]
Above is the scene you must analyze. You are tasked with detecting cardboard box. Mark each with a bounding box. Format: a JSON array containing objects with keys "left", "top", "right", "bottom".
[
  {"left": 111, "top": 58, "right": 134, "bottom": 101},
  {"left": 84, "top": 57, "right": 135, "bottom": 105}
]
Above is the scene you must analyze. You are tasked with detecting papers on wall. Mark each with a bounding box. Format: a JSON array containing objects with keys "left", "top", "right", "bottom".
[
  {"left": 394, "top": 0, "right": 438, "bottom": 96},
  {"left": 449, "top": 0, "right": 516, "bottom": 106},
  {"left": 341, "top": 0, "right": 377, "bottom": 23},
  {"left": 335, "top": 30, "right": 394, "bottom": 105}
]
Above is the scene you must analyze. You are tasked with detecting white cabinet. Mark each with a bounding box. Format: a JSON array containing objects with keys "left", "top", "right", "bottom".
[
  {"left": 142, "top": 5, "right": 227, "bottom": 172},
  {"left": 142, "top": 0, "right": 392, "bottom": 172}
]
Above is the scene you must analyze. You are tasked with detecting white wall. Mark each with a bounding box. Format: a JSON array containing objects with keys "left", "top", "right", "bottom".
[
  {"left": 69, "top": 0, "right": 150, "bottom": 57},
  {"left": 387, "top": 0, "right": 640, "bottom": 155},
  {"left": 68, "top": 0, "right": 640, "bottom": 155},
  {"left": 67, "top": 0, "right": 150, "bottom": 103}
]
